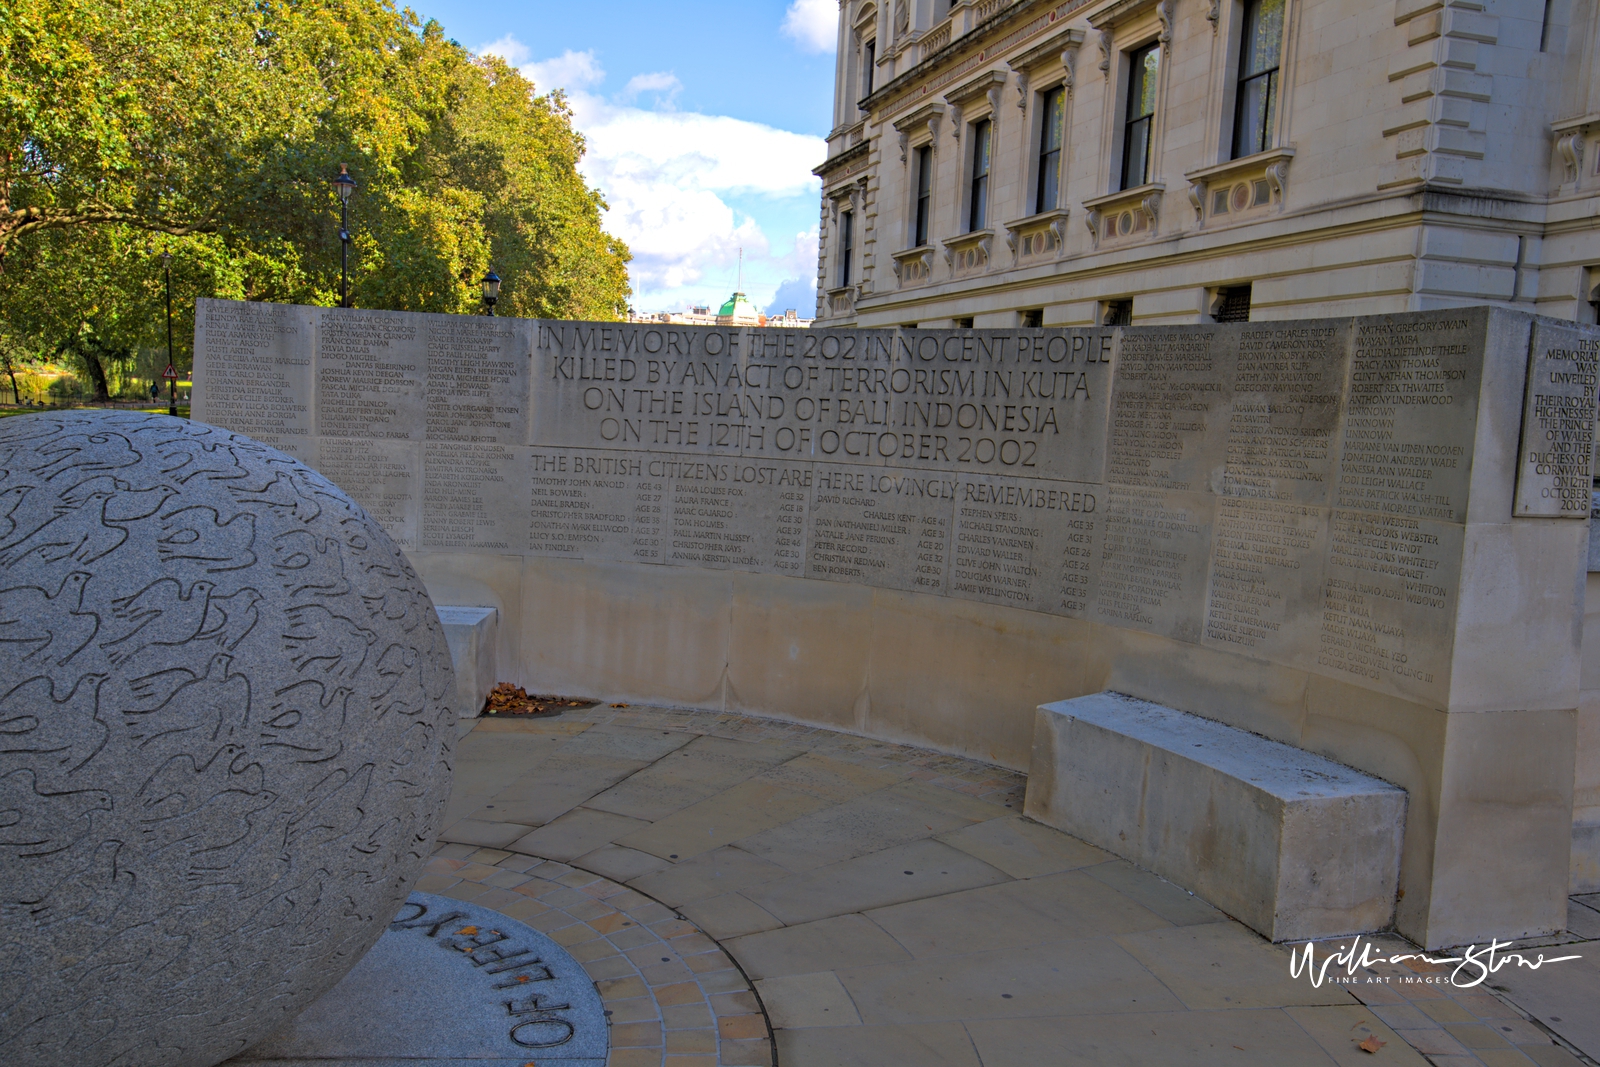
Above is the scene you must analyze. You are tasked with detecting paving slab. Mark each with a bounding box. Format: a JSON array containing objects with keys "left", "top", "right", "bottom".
[
  {"left": 965, "top": 1007, "right": 1428, "bottom": 1067},
  {"left": 613, "top": 778, "right": 835, "bottom": 860},
  {"left": 570, "top": 843, "right": 673, "bottom": 882},
  {"left": 1084, "top": 858, "right": 1229, "bottom": 926},
  {"left": 508, "top": 806, "right": 653, "bottom": 861},
  {"left": 678, "top": 892, "right": 788, "bottom": 940},
  {"left": 742, "top": 838, "right": 1010, "bottom": 925},
  {"left": 725, "top": 913, "right": 915, "bottom": 980},
  {"left": 448, "top": 729, "right": 572, "bottom": 805},
  {"left": 629, "top": 844, "right": 792, "bottom": 906},
  {"left": 1283, "top": 1004, "right": 1436, "bottom": 1066},
  {"left": 775, "top": 1022, "right": 982, "bottom": 1066},
  {"left": 758, "top": 750, "right": 906, "bottom": 802},
  {"left": 586, "top": 734, "right": 804, "bottom": 820},
  {"left": 734, "top": 778, "right": 989, "bottom": 873},
  {"left": 865, "top": 869, "right": 1174, "bottom": 958},
  {"left": 937, "top": 814, "right": 1116, "bottom": 878},
  {"left": 836, "top": 938, "right": 1187, "bottom": 1023},
  {"left": 1114, "top": 922, "right": 1355, "bottom": 1010},
  {"left": 754, "top": 972, "right": 863, "bottom": 1028},
  {"left": 1486, "top": 939, "right": 1600, "bottom": 1059},
  {"left": 472, "top": 753, "right": 653, "bottom": 826}
]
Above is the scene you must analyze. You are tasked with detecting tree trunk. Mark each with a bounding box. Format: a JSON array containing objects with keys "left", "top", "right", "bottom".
[{"left": 77, "top": 346, "right": 111, "bottom": 401}]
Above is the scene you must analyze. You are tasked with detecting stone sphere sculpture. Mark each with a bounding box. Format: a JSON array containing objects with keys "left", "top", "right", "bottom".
[{"left": 0, "top": 412, "right": 456, "bottom": 1067}]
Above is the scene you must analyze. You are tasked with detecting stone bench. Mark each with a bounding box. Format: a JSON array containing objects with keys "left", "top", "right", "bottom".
[
  {"left": 435, "top": 606, "right": 498, "bottom": 719},
  {"left": 1023, "top": 692, "right": 1407, "bottom": 942}
]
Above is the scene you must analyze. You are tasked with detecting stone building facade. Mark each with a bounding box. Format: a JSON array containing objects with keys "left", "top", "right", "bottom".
[{"left": 812, "top": 0, "right": 1600, "bottom": 328}]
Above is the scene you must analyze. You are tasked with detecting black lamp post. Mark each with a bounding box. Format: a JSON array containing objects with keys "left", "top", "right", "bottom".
[
  {"left": 481, "top": 270, "right": 501, "bottom": 316},
  {"left": 160, "top": 249, "right": 176, "bottom": 416},
  {"left": 334, "top": 164, "right": 357, "bottom": 308}
]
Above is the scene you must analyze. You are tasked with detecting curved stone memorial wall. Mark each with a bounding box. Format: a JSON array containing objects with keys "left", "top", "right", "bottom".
[
  {"left": 194, "top": 299, "right": 1597, "bottom": 947},
  {"left": 0, "top": 412, "right": 456, "bottom": 1067}
]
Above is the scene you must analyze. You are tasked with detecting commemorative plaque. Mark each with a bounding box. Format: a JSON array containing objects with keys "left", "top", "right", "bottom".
[{"left": 194, "top": 302, "right": 1597, "bottom": 709}]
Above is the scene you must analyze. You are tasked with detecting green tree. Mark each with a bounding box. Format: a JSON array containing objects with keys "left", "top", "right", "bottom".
[
  {"left": 0, "top": 327, "right": 41, "bottom": 403},
  {"left": 0, "top": 0, "right": 630, "bottom": 386}
]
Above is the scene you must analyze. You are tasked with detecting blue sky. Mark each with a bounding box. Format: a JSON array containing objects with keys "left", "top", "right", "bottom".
[{"left": 410, "top": 0, "right": 840, "bottom": 316}]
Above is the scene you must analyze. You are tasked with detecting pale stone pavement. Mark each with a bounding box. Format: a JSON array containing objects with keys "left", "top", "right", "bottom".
[{"left": 425, "top": 704, "right": 1600, "bottom": 1067}]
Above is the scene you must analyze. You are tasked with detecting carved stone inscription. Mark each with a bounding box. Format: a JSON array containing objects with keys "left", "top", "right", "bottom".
[
  {"left": 193, "top": 301, "right": 315, "bottom": 460},
  {"left": 1514, "top": 319, "right": 1599, "bottom": 517},
  {"left": 316, "top": 309, "right": 426, "bottom": 440},
  {"left": 194, "top": 301, "right": 1587, "bottom": 706}
]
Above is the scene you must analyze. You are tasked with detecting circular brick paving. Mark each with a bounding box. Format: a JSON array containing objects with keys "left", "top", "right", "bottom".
[{"left": 422, "top": 843, "right": 774, "bottom": 1067}]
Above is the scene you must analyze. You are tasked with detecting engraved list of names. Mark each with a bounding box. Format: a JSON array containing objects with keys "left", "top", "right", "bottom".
[{"left": 193, "top": 301, "right": 1589, "bottom": 708}]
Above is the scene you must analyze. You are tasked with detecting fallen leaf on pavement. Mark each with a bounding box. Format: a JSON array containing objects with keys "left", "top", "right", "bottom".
[
  {"left": 483, "top": 683, "right": 595, "bottom": 717},
  {"left": 1358, "top": 1035, "right": 1386, "bottom": 1053}
]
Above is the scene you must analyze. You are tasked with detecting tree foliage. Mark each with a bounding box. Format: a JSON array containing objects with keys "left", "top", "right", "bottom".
[{"left": 0, "top": 0, "right": 630, "bottom": 395}]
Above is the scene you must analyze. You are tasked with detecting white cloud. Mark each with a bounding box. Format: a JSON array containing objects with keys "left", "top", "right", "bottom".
[
  {"left": 521, "top": 48, "right": 606, "bottom": 94},
  {"left": 782, "top": 0, "right": 839, "bottom": 53},
  {"left": 478, "top": 34, "right": 530, "bottom": 66},
  {"left": 620, "top": 71, "right": 683, "bottom": 108},
  {"left": 478, "top": 37, "right": 827, "bottom": 310}
]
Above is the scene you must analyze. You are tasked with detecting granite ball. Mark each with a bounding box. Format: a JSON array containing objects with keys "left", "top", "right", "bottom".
[{"left": 0, "top": 412, "right": 456, "bottom": 1066}]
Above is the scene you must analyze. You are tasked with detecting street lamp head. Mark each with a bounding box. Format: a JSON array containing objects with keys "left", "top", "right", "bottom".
[
  {"left": 334, "top": 164, "right": 357, "bottom": 203},
  {"left": 481, "top": 271, "right": 502, "bottom": 315},
  {"left": 159, "top": 250, "right": 172, "bottom": 267}
]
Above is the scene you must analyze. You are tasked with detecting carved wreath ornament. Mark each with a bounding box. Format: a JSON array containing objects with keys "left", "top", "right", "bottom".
[{"left": 0, "top": 412, "right": 455, "bottom": 1067}]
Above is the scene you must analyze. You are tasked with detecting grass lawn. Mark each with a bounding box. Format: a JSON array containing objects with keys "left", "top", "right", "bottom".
[{"left": 1, "top": 405, "right": 191, "bottom": 419}]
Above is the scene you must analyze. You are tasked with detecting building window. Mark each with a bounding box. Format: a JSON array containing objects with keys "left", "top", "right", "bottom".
[
  {"left": 968, "top": 119, "right": 992, "bottom": 231},
  {"left": 1121, "top": 43, "right": 1160, "bottom": 190},
  {"left": 1213, "top": 284, "right": 1252, "bottom": 322},
  {"left": 1232, "top": 0, "right": 1283, "bottom": 158},
  {"left": 839, "top": 211, "right": 854, "bottom": 287},
  {"left": 914, "top": 145, "right": 933, "bottom": 246},
  {"left": 1020, "top": 308, "right": 1044, "bottom": 327},
  {"left": 863, "top": 40, "right": 876, "bottom": 97},
  {"left": 1102, "top": 299, "right": 1133, "bottom": 325},
  {"left": 956, "top": 316, "right": 975, "bottom": 328},
  {"left": 1036, "top": 86, "right": 1066, "bottom": 214}
]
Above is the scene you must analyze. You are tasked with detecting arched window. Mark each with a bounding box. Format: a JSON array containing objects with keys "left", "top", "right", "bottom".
[{"left": 1232, "top": 0, "right": 1284, "bottom": 158}]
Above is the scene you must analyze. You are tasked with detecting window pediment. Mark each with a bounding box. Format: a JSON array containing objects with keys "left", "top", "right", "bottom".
[
  {"left": 892, "top": 102, "right": 947, "bottom": 138},
  {"left": 1009, "top": 27, "right": 1087, "bottom": 73},
  {"left": 1089, "top": 0, "right": 1171, "bottom": 31},
  {"left": 944, "top": 69, "right": 1007, "bottom": 109}
]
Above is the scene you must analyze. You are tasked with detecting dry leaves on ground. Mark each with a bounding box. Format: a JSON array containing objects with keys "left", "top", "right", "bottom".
[
  {"left": 1357, "top": 1035, "right": 1386, "bottom": 1053},
  {"left": 483, "top": 683, "right": 595, "bottom": 717}
]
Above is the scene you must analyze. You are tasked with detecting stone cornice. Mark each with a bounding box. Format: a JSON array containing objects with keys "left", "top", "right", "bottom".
[
  {"left": 813, "top": 139, "right": 872, "bottom": 180},
  {"left": 858, "top": 0, "right": 1096, "bottom": 118}
]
